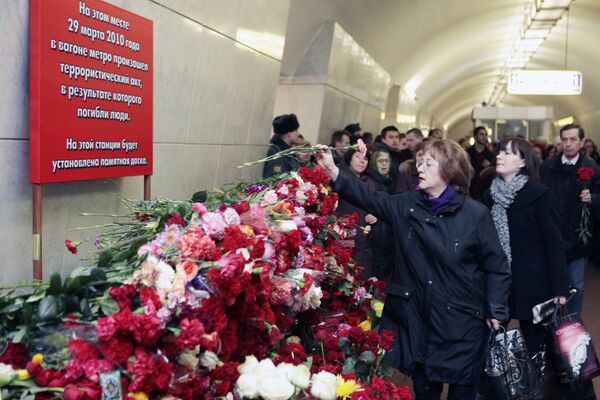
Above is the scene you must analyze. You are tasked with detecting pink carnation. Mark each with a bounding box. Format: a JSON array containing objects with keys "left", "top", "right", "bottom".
[
  {"left": 192, "top": 202, "right": 209, "bottom": 215},
  {"left": 202, "top": 212, "right": 227, "bottom": 240},
  {"left": 357, "top": 138, "right": 367, "bottom": 159}
]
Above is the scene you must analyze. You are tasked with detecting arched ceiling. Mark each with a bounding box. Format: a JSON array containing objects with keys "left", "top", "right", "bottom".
[{"left": 282, "top": 0, "right": 600, "bottom": 136}]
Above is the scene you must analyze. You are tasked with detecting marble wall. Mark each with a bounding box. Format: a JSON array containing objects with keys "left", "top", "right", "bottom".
[
  {"left": 274, "top": 22, "right": 390, "bottom": 145},
  {"left": 0, "top": 0, "right": 290, "bottom": 284}
]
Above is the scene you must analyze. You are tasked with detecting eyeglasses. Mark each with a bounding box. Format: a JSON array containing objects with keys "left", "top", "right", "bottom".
[
  {"left": 376, "top": 159, "right": 390, "bottom": 164},
  {"left": 416, "top": 160, "right": 439, "bottom": 169}
]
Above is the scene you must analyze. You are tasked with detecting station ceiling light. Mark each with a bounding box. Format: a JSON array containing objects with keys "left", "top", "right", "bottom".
[{"left": 488, "top": 0, "right": 574, "bottom": 105}]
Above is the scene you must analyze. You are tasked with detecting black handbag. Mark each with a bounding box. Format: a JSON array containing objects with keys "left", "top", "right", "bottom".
[{"left": 476, "top": 327, "right": 542, "bottom": 399}]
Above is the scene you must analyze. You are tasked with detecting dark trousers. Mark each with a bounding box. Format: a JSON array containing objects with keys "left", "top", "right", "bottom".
[{"left": 412, "top": 364, "right": 475, "bottom": 400}]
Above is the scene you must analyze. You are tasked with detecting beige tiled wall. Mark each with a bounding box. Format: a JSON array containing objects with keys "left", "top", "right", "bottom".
[{"left": 0, "top": 0, "right": 290, "bottom": 284}]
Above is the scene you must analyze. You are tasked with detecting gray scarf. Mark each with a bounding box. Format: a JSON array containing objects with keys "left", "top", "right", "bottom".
[{"left": 490, "top": 175, "right": 528, "bottom": 265}]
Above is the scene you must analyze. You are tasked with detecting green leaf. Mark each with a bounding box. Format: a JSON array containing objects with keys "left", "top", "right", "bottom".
[
  {"left": 97, "top": 250, "right": 114, "bottom": 269},
  {"left": 12, "top": 327, "right": 27, "bottom": 343},
  {"left": 359, "top": 350, "right": 376, "bottom": 364},
  {"left": 192, "top": 190, "right": 207, "bottom": 203},
  {"left": 37, "top": 295, "right": 58, "bottom": 321},
  {"left": 25, "top": 290, "right": 47, "bottom": 303},
  {"left": 342, "top": 357, "right": 356, "bottom": 374},
  {"left": 47, "top": 273, "right": 62, "bottom": 296},
  {"left": 21, "top": 303, "right": 33, "bottom": 325},
  {"left": 90, "top": 268, "right": 107, "bottom": 282},
  {"left": 100, "top": 297, "right": 119, "bottom": 316},
  {"left": 338, "top": 336, "right": 351, "bottom": 350}
]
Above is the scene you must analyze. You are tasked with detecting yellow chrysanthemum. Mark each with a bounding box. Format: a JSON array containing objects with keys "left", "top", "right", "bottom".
[
  {"left": 128, "top": 393, "right": 149, "bottom": 400},
  {"left": 31, "top": 354, "right": 43, "bottom": 365},
  {"left": 371, "top": 300, "right": 384, "bottom": 317},
  {"left": 15, "top": 369, "right": 30, "bottom": 380},
  {"left": 336, "top": 375, "right": 364, "bottom": 399},
  {"left": 358, "top": 318, "right": 372, "bottom": 331}
]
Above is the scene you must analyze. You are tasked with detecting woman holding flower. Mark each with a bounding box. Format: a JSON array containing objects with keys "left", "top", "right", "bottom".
[
  {"left": 316, "top": 140, "right": 510, "bottom": 399},
  {"left": 482, "top": 138, "right": 569, "bottom": 357}
]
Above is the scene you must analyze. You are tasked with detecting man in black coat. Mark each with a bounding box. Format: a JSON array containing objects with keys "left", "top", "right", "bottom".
[
  {"left": 540, "top": 124, "right": 600, "bottom": 314},
  {"left": 467, "top": 126, "right": 495, "bottom": 200},
  {"left": 262, "top": 114, "right": 302, "bottom": 178}
]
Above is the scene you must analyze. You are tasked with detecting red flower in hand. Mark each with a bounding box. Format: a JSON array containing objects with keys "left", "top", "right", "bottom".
[{"left": 578, "top": 167, "right": 596, "bottom": 184}]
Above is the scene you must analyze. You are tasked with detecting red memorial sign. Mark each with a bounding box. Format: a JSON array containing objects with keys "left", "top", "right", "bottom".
[{"left": 30, "top": 0, "right": 153, "bottom": 183}]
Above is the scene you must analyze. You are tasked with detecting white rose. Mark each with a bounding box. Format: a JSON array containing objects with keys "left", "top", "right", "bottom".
[
  {"left": 238, "top": 355, "right": 259, "bottom": 375},
  {"left": 277, "top": 220, "right": 298, "bottom": 233},
  {"left": 255, "top": 358, "right": 276, "bottom": 375},
  {"left": 0, "top": 363, "right": 16, "bottom": 388},
  {"left": 257, "top": 371, "right": 295, "bottom": 400},
  {"left": 155, "top": 260, "right": 175, "bottom": 291},
  {"left": 200, "top": 351, "right": 219, "bottom": 371},
  {"left": 307, "top": 285, "right": 323, "bottom": 309},
  {"left": 177, "top": 349, "right": 199, "bottom": 370},
  {"left": 235, "top": 373, "right": 260, "bottom": 399},
  {"left": 289, "top": 364, "right": 310, "bottom": 389},
  {"left": 310, "top": 371, "right": 338, "bottom": 400}
]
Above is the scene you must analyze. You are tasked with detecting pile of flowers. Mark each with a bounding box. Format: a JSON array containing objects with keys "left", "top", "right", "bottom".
[{"left": 0, "top": 165, "right": 411, "bottom": 399}]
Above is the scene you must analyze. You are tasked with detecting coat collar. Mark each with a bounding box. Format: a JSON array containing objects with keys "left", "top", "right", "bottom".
[
  {"left": 550, "top": 151, "right": 584, "bottom": 173},
  {"left": 411, "top": 189, "right": 465, "bottom": 216},
  {"left": 269, "top": 134, "right": 291, "bottom": 151}
]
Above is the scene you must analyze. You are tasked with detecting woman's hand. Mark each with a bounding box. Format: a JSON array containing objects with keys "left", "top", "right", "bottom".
[
  {"left": 486, "top": 318, "right": 501, "bottom": 331},
  {"left": 314, "top": 144, "right": 339, "bottom": 181},
  {"left": 365, "top": 214, "right": 378, "bottom": 224},
  {"left": 554, "top": 296, "right": 567, "bottom": 305}
]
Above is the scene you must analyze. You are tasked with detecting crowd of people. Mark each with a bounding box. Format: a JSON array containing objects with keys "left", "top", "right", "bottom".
[{"left": 263, "top": 114, "right": 600, "bottom": 399}]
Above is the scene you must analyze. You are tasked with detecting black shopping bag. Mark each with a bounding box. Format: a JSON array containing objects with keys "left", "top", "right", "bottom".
[
  {"left": 476, "top": 327, "right": 542, "bottom": 399},
  {"left": 548, "top": 306, "right": 600, "bottom": 384}
]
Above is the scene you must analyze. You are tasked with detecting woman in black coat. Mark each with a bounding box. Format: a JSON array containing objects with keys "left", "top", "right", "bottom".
[
  {"left": 364, "top": 149, "right": 395, "bottom": 280},
  {"left": 336, "top": 148, "right": 376, "bottom": 279},
  {"left": 482, "top": 138, "right": 569, "bottom": 355},
  {"left": 316, "top": 140, "right": 510, "bottom": 400}
]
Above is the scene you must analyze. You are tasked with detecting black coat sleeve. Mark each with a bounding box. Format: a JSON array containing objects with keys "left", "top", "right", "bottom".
[
  {"left": 589, "top": 164, "right": 600, "bottom": 211},
  {"left": 332, "top": 170, "right": 398, "bottom": 224},
  {"left": 477, "top": 210, "right": 511, "bottom": 321},
  {"left": 536, "top": 190, "right": 570, "bottom": 296}
]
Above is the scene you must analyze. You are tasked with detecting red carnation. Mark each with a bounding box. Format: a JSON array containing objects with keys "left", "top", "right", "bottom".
[
  {"left": 96, "top": 316, "right": 118, "bottom": 341},
  {"left": 133, "top": 313, "right": 163, "bottom": 348},
  {"left": 176, "top": 318, "right": 205, "bottom": 350},
  {"left": 65, "top": 239, "right": 81, "bottom": 255},
  {"left": 232, "top": 200, "right": 251, "bottom": 215},
  {"left": 108, "top": 284, "right": 136, "bottom": 310},
  {"left": 113, "top": 308, "right": 136, "bottom": 333},
  {"left": 68, "top": 339, "right": 98, "bottom": 361},
  {"left": 210, "top": 361, "right": 240, "bottom": 396},
  {"left": 0, "top": 342, "right": 29, "bottom": 369},
  {"left": 98, "top": 334, "right": 133, "bottom": 365},
  {"left": 222, "top": 225, "right": 252, "bottom": 252},
  {"left": 578, "top": 167, "right": 596, "bottom": 184},
  {"left": 167, "top": 211, "right": 187, "bottom": 226},
  {"left": 139, "top": 287, "right": 162, "bottom": 309},
  {"left": 379, "top": 329, "right": 395, "bottom": 351}
]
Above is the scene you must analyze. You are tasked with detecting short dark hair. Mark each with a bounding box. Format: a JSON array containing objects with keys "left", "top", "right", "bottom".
[
  {"left": 381, "top": 125, "right": 399, "bottom": 139},
  {"left": 330, "top": 130, "right": 350, "bottom": 146},
  {"left": 473, "top": 126, "right": 487, "bottom": 136},
  {"left": 498, "top": 137, "right": 539, "bottom": 181},
  {"left": 560, "top": 124, "right": 585, "bottom": 140},
  {"left": 344, "top": 123, "right": 362, "bottom": 135},
  {"left": 344, "top": 147, "right": 370, "bottom": 166},
  {"left": 406, "top": 128, "right": 423, "bottom": 139}
]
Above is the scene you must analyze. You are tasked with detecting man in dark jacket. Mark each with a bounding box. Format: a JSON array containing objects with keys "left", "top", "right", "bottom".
[
  {"left": 374, "top": 126, "right": 407, "bottom": 175},
  {"left": 467, "top": 126, "right": 495, "bottom": 200},
  {"left": 262, "top": 114, "right": 302, "bottom": 178},
  {"left": 540, "top": 124, "right": 600, "bottom": 314}
]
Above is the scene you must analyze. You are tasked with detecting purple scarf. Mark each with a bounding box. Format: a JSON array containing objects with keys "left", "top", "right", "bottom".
[{"left": 421, "top": 185, "right": 456, "bottom": 216}]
